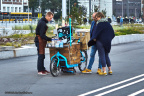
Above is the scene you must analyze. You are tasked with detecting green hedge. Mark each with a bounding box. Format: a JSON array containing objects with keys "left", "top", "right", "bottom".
[{"left": 114, "top": 27, "right": 143, "bottom": 36}]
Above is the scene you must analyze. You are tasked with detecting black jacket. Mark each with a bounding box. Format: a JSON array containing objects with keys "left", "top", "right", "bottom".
[
  {"left": 88, "top": 22, "right": 115, "bottom": 53},
  {"left": 34, "top": 17, "right": 52, "bottom": 42}
]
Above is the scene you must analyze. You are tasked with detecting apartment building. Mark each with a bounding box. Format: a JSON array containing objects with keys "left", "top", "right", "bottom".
[
  {"left": 78, "top": 0, "right": 113, "bottom": 18},
  {"left": 0, "top": 0, "right": 28, "bottom": 12},
  {"left": 113, "top": 0, "right": 141, "bottom": 18}
]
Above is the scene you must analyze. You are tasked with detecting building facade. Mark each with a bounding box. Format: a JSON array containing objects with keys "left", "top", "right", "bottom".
[
  {"left": 142, "top": 0, "right": 144, "bottom": 19},
  {"left": 99, "top": 0, "right": 113, "bottom": 18},
  {"left": 113, "top": 0, "right": 141, "bottom": 18},
  {"left": 78, "top": 0, "right": 113, "bottom": 18},
  {"left": 0, "top": 0, "right": 28, "bottom": 12}
]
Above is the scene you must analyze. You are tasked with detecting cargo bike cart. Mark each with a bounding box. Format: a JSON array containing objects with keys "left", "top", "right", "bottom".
[{"left": 48, "top": 18, "right": 90, "bottom": 77}]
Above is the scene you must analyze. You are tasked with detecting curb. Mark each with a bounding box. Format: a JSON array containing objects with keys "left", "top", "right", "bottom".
[
  {"left": 0, "top": 46, "right": 49, "bottom": 60},
  {"left": 0, "top": 34, "right": 144, "bottom": 60},
  {"left": 112, "top": 34, "right": 144, "bottom": 45}
]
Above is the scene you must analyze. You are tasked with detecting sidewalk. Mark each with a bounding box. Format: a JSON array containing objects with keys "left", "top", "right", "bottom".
[{"left": 0, "top": 34, "right": 144, "bottom": 60}]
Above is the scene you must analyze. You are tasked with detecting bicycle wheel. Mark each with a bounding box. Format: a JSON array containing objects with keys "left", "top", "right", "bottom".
[
  {"left": 50, "top": 57, "right": 60, "bottom": 77},
  {"left": 78, "top": 50, "right": 88, "bottom": 71}
]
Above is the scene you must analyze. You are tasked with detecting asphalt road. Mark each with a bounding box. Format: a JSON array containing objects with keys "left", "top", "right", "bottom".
[{"left": 0, "top": 40, "right": 144, "bottom": 96}]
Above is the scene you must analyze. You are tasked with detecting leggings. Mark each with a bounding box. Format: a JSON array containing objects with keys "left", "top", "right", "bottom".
[{"left": 96, "top": 40, "right": 111, "bottom": 67}]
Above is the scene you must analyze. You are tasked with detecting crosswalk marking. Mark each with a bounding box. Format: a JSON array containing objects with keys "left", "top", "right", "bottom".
[
  {"left": 128, "top": 89, "right": 144, "bottom": 96},
  {"left": 95, "top": 78, "right": 144, "bottom": 96},
  {"left": 78, "top": 74, "right": 144, "bottom": 96}
]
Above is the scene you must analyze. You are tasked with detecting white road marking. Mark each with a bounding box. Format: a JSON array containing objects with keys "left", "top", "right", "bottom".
[
  {"left": 128, "top": 89, "right": 144, "bottom": 96},
  {"left": 95, "top": 78, "right": 144, "bottom": 96},
  {"left": 78, "top": 74, "right": 144, "bottom": 96}
]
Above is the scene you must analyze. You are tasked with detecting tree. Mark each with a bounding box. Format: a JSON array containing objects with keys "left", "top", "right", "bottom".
[
  {"left": 77, "top": 6, "right": 87, "bottom": 25},
  {"left": 94, "top": 5, "right": 99, "bottom": 12},
  {"left": 81, "top": 5, "right": 87, "bottom": 17},
  {"left": 102, "top": 9, "right": 107, "bottom": 17},
  {"left": 29, "top": 0, "right": 39, "bottom": 17},
  {"left": 41, "top": 0, "right": 62, "bottom": 15},
  {"left": 66, "top": 0, "right": 79, "bottom": 16},
  {"left": 77, "top": 6, "right": 83, "bottom": 25},
  {"left": 54, "top": 11, "right": 62, "bottom": 20},
  {"left": 70, "top": 3, "right": 79, "bottom": 25}
]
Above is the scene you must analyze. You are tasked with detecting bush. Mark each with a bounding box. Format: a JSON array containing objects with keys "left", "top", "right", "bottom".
[
  {"left": 12, "top": 25, "right": 22, "bottom": 30},
  {"left": 10, "top": 34, "right": 22, "bottom": 38},
  {"left": 23, "top": 25, "right": 30, "bottom": 30},
  {"left": 47, "top": 25, "right": 55, "bottom": 33},
  {"left": 12, "top": 25, "right": 37, "bottom": 30},
  {"left": 75, "top": 25, "right": 90, "bottom": 29},
  {"left": 115, "top": 27, "right": 143, "bottom": 36},
  {"left": 5, "top": 42, "right": 13, "bottom": 46}
]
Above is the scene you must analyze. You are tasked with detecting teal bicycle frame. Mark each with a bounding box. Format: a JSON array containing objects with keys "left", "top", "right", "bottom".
[{"left": 51, "top": 50, "right": 85, "bottom": 69}]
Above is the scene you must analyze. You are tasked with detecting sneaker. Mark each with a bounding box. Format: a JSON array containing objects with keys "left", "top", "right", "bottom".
[
  {"left": 82, "top": 68, "right": 92, "bottom": 73},
  {"left": 38, "top": 71, "right": 48, "bottom": 75},
  {"left": 108, "top": 70, "right": 112, "bottom": 75},
  {"left": 44, "top": 70, "right": 50, "bottom": 74},
  {"left": 98, "top": 71, "right": 107, "bottom": 76},
  {"left": 96, "top": 68, "right": 101, "bottom": 74}
]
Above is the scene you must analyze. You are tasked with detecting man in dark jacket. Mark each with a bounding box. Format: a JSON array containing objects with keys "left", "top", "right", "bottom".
[
  {"left": 35, "top": 12, "right": 53, "bottom": 75},
  {"left": 82, "top": 12, "right": 102, "bottom": 74}
]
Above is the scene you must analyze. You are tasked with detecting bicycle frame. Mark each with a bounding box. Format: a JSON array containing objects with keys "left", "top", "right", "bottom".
[{"left": 51, "top": 50, "right": 86, "bottom": 69}]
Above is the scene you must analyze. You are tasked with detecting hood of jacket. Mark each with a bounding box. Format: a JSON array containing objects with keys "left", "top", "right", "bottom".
[
  {"left": 41, "top": 17, "right": 48, "bottom": 23},
  {"left": 96, "top": 18, "right": 108, "bottom": 24}
]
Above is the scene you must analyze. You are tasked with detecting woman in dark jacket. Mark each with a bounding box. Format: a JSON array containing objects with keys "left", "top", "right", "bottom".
[{"left": 88, "top": 12, "right": 115, "bottom": 75}]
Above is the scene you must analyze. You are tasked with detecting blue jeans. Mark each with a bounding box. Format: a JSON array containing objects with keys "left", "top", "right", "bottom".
[
  {"left": 88, "top": 44, "right": 102, "bottom": 70},
  {"left": 120, "top": 22, "right": 123, "bottom": 27}
]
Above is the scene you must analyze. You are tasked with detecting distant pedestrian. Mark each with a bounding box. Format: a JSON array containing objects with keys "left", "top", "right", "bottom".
[
  {"left": 108, "top": 16, "right": 112, "bottom": 23},
  {"left": 34, "top": 12, "right": 53, "bottom": 75},
  {"left": 83, "top": 17, "right": 87, "bottom": 25},
  {"left": 120, "top": 16, "right": 123, "bottom": 27},
  {"left": 117, "top": 16, "right": 120, "bottom": 24},
  {"left": 65, "top": 23, "right": 67, "bottom": 27}
]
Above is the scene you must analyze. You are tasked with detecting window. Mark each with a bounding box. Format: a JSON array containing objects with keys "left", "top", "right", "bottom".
[
  {"left": 11, "top": 7, "right": 14, "bottom": 12},
  {"left": 3, "top": 7, "right": 6, "bottom": 12},
  {"left": 7, "top": 7, "right": 10, "bottom": 12},
  {"left": 19, "top": 7, "right": 21, "bottom": 12},
  {"left": 15, "top": 7, "right": 17, "bottom": 12}
]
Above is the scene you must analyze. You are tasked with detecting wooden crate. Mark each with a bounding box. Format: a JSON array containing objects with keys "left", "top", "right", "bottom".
[
  {"left": 49, "top": 43, "right": 81, "bottom": 65},
  {"left": 75, "top": 29, "right": 90, "bottom": 50}
]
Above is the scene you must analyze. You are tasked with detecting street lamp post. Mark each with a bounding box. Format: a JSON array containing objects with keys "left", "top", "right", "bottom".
[
  {"left": 28, "top": 0, "right": 29, "bottom": 23},
  {"left": 89, "top": 0, "right": 91, "bottom": 18},
  {"left": 122, "top": 0, "right": 123, "bottom": 17},
  {"left": 62, "top": 0, "right": 66, "bottom": 26},
  {"left": 127, "top": 0, "right": 129, "bottom": 18},
  {"left": 39, "top": 0, "right": 41, "bottom": 18},
  {"left": 39, "top": 6, "right": 41, "bottom": 18},
  {"left": 69, "top": 0, "right": 70, "bottom": 15},
  {"left": 135, "top": 8, "right": 137, "bottom": 19}
]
